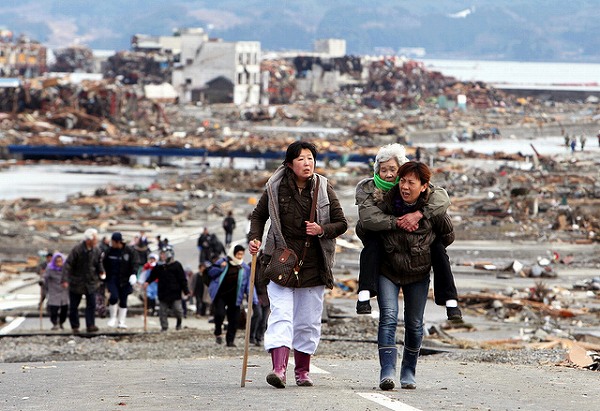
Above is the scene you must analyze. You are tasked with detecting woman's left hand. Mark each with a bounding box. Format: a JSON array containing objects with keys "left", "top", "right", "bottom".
[{"left": 305, "top": 221, "right": 323, "bottom": 236}]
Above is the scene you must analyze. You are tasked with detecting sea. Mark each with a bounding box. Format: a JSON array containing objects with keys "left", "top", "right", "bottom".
[
  {"left": 421, "top": 59, "right": 600, "bottom": 91},
  {"left": 2, "top": 59, "right": 600, "bottom": 202}
]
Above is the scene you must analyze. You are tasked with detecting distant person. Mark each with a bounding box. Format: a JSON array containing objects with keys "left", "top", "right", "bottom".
[
  {"left": 103, "top": 232, "right": 137, "bottom": 329},
  {"left": 43, "top": 252, "right": 69, "bottom": 330},
  {"left": 208, "top": 232, "right": 226, "bottom": 262},
  {"left": 580, "top": 135, "right": 587, "bottom": 151},
  {"left": 133, "top": 230, "right": 150, "bottom": 274},
  {"left": 207, "top": 244, "right": 255, "bottom": 347},
  {"left": 62, "top": 228, "right": 105, "bottom": 333},
  {"left": 222, "top": 211, "right": 237, "bottom": 248},
  {"left": 597, "top": 130, "right": 600, "bottom": 147},
  {"left": 182, "top": 266, "right": 195, "bottom": 318},
  {"left": 156, "top": 235, "right": 166, "bottom": 250},
  {"left": 570, "top": 136, "right": 577, "bottom": 153},
  {"left": 249, "top": 280, "right": 269, "bottom": 347},
  {"left": 143, "top": 249, "right": 190, "bottom": 331},
  {"left": 190, "top": 261, "right": 211, "bottom": 317},
  {"left": 38, "top": 252, "right": 53, "bottom": 304},
  {"left": 138, "top": 253, "right": 159, "bottom": 316},
  {"left": 197, "top": 227, "right": 211, "bottom": 262}
]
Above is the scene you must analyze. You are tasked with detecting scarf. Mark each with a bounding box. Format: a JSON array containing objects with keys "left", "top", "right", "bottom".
[
  {"left": 373, "top": 173, "right": 399, "bottom": 192},
  {"left": 227, "top": 246, "right": 244, "bottom": 266},
  {"left": 47, "top": 252, "right": 64, "bottom": 271}
]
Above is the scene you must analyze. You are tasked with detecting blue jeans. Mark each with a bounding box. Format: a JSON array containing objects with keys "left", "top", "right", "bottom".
[
  {"left": 106, "top": 276, "right": 132, "bottom": 308},
  {"left": 377, "top": 275, "right": 430, "bottom": 351}
]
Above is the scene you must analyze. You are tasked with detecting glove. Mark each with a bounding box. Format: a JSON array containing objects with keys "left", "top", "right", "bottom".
[{"left": 129, "top": 274, "right": 137, "bottom": 286}]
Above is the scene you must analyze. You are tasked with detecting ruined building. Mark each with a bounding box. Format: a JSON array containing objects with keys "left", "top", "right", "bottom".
[
  {"left": 0, "top": 32, "right": 47, "bottom": 77},
  {"left": 132, "top": 28, "right": 261, "bottom": 105}
]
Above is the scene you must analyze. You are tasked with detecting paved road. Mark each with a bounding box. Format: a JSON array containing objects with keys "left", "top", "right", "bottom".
[
  {"left": 1, "top": 352, "right": 598, "bottom": 411},
  {"left": 2, "top": 220, "right": 600, "bottom": 410}
]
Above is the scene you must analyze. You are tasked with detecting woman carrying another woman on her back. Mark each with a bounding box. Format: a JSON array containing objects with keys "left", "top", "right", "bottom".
[{"left": 363, "top": 161, "right": 455, "bottom": 391}]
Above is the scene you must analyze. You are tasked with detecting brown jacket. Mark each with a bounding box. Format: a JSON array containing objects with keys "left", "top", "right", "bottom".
[
  {"left": 249, "top": 166, "right": 347, "bottom": 289},
  {"left": 377, "top": 185, "right": 455, "bottom": 285}
]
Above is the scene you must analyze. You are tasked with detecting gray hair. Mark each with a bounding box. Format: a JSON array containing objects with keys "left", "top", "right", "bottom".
[
  {"left": 83, "top": 228, "right": 98, "bottom": 241},
  {"left": 373, "top": 144, "right": 408, "bottom": 175}
]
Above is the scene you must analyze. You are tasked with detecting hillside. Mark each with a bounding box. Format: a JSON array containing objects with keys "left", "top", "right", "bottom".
[{"left": 1, "top": 0, "right": 599, "bottom": 62}]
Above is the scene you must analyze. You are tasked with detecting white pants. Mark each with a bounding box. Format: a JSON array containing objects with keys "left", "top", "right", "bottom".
[{"left": 264, "top": 282, "right": 325, "bottom": 354}]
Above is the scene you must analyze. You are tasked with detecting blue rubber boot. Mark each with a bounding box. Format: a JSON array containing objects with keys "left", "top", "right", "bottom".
[
  {"left": 378, "top": 346, "right": 398, "bottom": 390},
  {"left": 400, "top": 346, "right": 420, "bottom": 389}
]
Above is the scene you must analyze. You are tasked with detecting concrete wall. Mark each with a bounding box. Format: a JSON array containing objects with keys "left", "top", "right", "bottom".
[{"left": 174, "top": 39, "right": 260, "bottom": 105}]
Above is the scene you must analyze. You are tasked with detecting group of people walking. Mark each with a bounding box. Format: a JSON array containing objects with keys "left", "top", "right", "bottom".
[
  {"left": 39, "top": 230, "right": 193, "bottom": 333},
  {"left": 38, "top": 139, "right": 462, "bottom": 392}
]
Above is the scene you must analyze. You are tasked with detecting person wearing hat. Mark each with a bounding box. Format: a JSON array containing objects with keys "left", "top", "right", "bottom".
[
  {"left": 207, "top": 244, "right": 257, "bottom": 347},
  {"left": 143, "top": 248, "right": 190, "bottom": 331},
  {"left": 102, "top": 232, "right": 137, "bottom": 328}
]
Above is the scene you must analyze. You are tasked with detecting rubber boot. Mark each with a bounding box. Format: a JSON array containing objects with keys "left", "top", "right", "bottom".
[
  {"left": 266, "top": 347, "right": 290, "bottom": 388},
  {"left": 294, "top": 351, "right": 313, "bottom": 387},
  {"left": 400, "top": 346, "right": 420, "bottom": 389},
  {"left": 378, "top": 346, "right": 397, "bottom": 391},
  {"left": 107, "top": 304, "right": 118, "bottom": 328},
  {"left": 117, "top": 308, "right": 128, "bottom": 329}
]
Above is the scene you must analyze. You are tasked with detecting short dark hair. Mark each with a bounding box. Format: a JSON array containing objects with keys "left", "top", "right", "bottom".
[
  {"left": 283, "top": 141, "right": 318, "bottom": 165},
  {"left": 397, "top": 161, "right": 431, "bottom": 185}
]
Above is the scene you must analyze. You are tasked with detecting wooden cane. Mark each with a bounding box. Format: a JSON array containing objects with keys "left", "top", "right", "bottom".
[
  {"left": 241, "top": 245, "right": 258, "bottom": 387},
  {"left": 39, "top": 298, "right": 43, "bottom": 330},
  {"left": 143, "top": 292, "right": 148, "bottom": 332}
]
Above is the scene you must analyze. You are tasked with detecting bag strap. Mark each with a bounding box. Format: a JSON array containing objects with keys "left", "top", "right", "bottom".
[{"left": 297, "top": 176, "right": 320, "bottom": 270}]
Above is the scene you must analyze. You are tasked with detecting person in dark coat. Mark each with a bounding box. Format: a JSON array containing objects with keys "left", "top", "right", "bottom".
[
  {"left": 102, "top": 232, "right": 137, "bottom": 329},
  {"left": 190, "top": 261, "right": 211, "bottom": 316},
  {"left": 248, "top": 140, "right": 348, "bottom": 388},
  {"left": 222, "top": 211, "right": 237, "bottom": 248},
  {"left": 62, "top": 228, "right": 105, "bottom": 333},
  {"left": 208, "top": 244, "right": 257, "bottom": 347},
  {"left": 43, "top": 252, "right": 69, "bottom": 330},
  {"left": 143, "top": 249, "right": 190, "bottom": 331},
  {"left": 365, "top": 162, "right": 455, "bottom": 391}
]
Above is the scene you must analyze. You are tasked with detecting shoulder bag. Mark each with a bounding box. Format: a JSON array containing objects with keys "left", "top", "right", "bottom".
[{"left": 262, "top": 177, "right": 320, "bottom": 287}]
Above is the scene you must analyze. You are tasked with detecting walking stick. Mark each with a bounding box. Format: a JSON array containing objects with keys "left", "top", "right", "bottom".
[
  {"left": 39, "top": 298, "right": 43, "bottom": 330},
  {"left": 241, "top": 245, "right": 258, "bottom": 387},
  {"left": 143, "top": 292, "right": 148, "bottom": 332}
]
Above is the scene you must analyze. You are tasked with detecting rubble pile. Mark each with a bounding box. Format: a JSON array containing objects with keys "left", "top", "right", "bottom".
[
  {"left": 49, "top": 46, "right": 95, "bottom": 73},
  {"left": 103, "top": 51, "right": 172, "bottom": 85},
  {"left": 261, "top": 59, "right": 296, "bottom": 104}
]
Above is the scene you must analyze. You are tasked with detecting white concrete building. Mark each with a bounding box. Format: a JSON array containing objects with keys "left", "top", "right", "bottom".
[
  {"left": 171, "top": 31, "right": 260, "bottom": 105},
  {"left": 313, "top": 39, "right": 346, "bottom": 58}
]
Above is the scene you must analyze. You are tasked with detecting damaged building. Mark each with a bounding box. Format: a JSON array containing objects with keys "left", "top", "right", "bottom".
[
  {"left": 0, "top": 32, "right": 47, "bottom": 78},
  {"left": 130, "top": 28, "right": 261, "bottom": 105}
]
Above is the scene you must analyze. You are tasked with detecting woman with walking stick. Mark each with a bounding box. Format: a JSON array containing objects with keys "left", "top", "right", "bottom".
[{"left": 248, "top": 141, "right": 348, "bottom": 388}]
